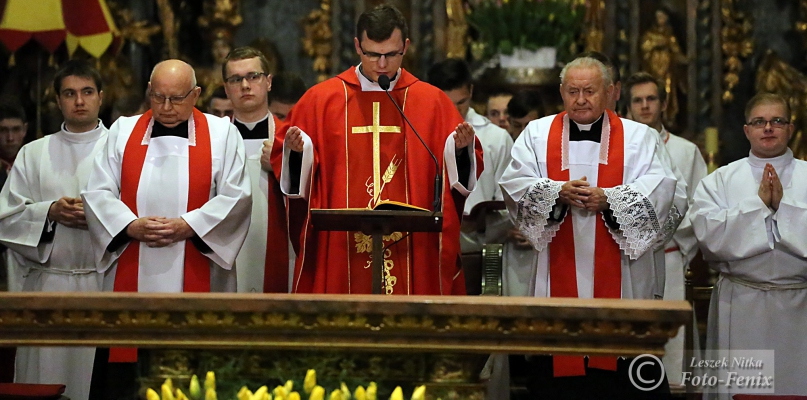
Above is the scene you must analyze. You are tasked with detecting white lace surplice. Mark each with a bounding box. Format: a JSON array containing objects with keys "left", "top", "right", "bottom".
[{"left": 499, "top": 114, "right": 679, "bottom": 300}]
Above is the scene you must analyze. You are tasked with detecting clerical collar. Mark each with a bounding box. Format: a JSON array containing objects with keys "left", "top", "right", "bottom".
[
  {"left": 151, "top": 120, "right": 190, "bottom": 138},
  {"left": 57, "top": 120, "right": 105, "bottom": 144},
  {"left": 748, "top": 148, "right": 794, "bottom": 170},
  {"left": 233, "top": 114, "right": 270, "bottom": 140},
  {"left": 569, "top": 114, "right": 604, "bottom": 142},
  {"left": 355, "top": 64, "right": 400, "bottom": 91},
  {"left": 234, "top": 112, "right": 269, "bottom": 131}
]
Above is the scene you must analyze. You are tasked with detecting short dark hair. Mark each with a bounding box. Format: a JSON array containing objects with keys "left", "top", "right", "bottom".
[
  {"left": 356, "top": 4, "right": 409, "bottom": 43},
  {"left": 624, "top": 72, "right": 666, "bottom": 103},
  {"left": 576, "top": 51, "right": 620, "bottom": 83},
  {"left": 745, "top": 92, "right": 791, "bottom": 122},
  {"left": 507, "top": 90, "right": 543, "bottom": 119},
  {"left": 210, "top": 85, "right": 228, "bottom": 101},
  {"left": 222, "top": 46, "right": 272, "bottom": 80},
  {"left": 0, "top": 103, "right": 27, "bottom": 123},
  {"left": 53, "top": 59, "right": 103, "bottom": 94},
  {"left": 268, "top": 72, "right": 307, "bottom": 104},
  {"left": 426, "top": 58, "right": 472, "bottom": 92}
]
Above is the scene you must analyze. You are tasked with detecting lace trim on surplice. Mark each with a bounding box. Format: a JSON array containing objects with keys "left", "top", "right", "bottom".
[
  {"left": 603, "top": 185, "right": 662, "bottom": 260},
  {"left": 515, "top": 178, "right": 564, "bottom": 252}
]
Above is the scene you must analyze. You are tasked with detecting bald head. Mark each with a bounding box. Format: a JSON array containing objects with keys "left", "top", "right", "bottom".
[
  {"left": 150, "top": 60, "right": 197, "bottom": 87},
  {"left": 148, "top": 59, "right": 201, "bottom": 128}
]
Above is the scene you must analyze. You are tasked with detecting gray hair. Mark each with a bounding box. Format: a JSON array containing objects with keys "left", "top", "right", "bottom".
[{"left": 560, "top": 57, "right": 612, "bottom": 86}]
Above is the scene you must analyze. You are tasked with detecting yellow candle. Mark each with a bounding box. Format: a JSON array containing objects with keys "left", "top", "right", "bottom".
[{"left": 704, "top": 127, "right": 719, "bottom": 154}]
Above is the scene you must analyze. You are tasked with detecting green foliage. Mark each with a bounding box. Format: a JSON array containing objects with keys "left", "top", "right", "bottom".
[{"left": 466, "top": 0, "right": 584, "bottom": 61}]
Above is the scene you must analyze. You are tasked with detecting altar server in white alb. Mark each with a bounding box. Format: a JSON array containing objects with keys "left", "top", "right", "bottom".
[
  {"left": 690, "top": 92, "right": 807, "bottom": 398},
  {"left": 499, "top": 57, "right": 681, "bottom": 398},
  {"left": 0, "top": 60, "right": 108, "bottom": 400},
  {"left": 83, "top": 60, "right": 251, "bottom": 302},
  {"left": 625, "top": 71, "right": 708, "bottom": 386}
]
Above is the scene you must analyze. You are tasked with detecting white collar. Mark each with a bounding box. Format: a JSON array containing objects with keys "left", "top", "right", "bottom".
[
  {"left": 572, "top": 114, "right": 603, "bottom": 131},
  {"left": 748, "top": 148, "right": 794, "bottom": 171},
  {"left": 355, "top": 64, "right": 401, "bottom": 91},
  {"left": 234, "top": 112, "right": 270, "bottom": 131},
  {"left": 57, "top": 120, "right": 105, "bottom": 143}
]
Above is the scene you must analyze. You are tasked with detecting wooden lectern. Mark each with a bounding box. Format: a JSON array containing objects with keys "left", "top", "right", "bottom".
[{"left": 310, "top": 209, "right": 443, "bottom": 294}]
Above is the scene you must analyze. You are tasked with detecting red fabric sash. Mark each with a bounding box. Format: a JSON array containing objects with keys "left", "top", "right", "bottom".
[
  {"left": 109, "top": 109, "right": 213, "bottom": 363},
  {"left": 546, "top": 110, "right": 624, "bottom": 377}
]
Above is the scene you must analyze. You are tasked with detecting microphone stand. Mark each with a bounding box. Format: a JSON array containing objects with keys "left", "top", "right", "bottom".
[{"left": 377, "top": 74, "right": 442, "bottom": 211}]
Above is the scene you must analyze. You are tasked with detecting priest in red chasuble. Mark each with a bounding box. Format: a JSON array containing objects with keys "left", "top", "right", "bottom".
[{"left": 273, "top": 5, "right": 483, "bottom": 295}]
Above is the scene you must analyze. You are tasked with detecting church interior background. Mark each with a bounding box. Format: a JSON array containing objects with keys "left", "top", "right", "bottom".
[{"left": 0, "top": 0, "right": 803, "bottom": 398}]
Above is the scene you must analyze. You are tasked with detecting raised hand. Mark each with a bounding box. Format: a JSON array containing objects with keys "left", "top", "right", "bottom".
[
  {"left": 285, "top": 126, "right": 304, "bottom": 152},
  {"left": 453, "top": 122, "right": 475, "bottom": 149},
  {"left": 48, "top": 197, "right": 88, "bottom": 230}
]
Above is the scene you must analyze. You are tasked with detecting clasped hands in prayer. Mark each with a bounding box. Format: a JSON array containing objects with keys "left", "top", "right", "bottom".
[
  {"left": 126, "top": 217, "right": 195, "bottom": 248},
  {"left": 557, "top": 176, "right": 609, "bottom": 212},
  {"left": 758, "top": 163, "right": 783, "bottom": 211},
  {"left": 279, "top": 122, "right": 476, "bottom": 154},
  {"left": 48, "top": 197, "right": 87, "bottom": 230}
]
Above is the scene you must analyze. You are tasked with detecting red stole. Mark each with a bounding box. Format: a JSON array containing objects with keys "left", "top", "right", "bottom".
[
  {"left": 263, "top": 114, "right": 290, "bottom": 293},
  {"left": 109, "top": 109, "right": 213, "bottom": 363},
  {"left": 546, "top": 110, "right": 624, "bottom": 377}
]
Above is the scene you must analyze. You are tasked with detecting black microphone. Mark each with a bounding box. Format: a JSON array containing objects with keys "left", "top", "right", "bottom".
[{"left": 377, "top": 74, "right": 442, "bottom": 211}]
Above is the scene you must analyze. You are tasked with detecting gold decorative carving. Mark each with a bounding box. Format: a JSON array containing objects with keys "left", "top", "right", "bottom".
[
  {"left": 446, "top": 0, "right": 468, "bottom": 58},
  {"left": 719, "top": 0, "right": 753, "bottom": 103},
  {"left": 155, "top": 0, "right": 179, "bottom": 59},
  {"left": 118, "top": 311, "right": 171, "bottom": 327},
  {"left": 755, "top": 51, "right": 807, "bottom": 160},
  {"left": 302, "top": 0, "right": 333, "bottom": 83},
  {"left": 382, "top": 315, "right": 435, "bottom": 330},
  {"left": 0, "top": 293, "right": 690, "bottom": 358},
  {"left": 196, "top": 0, "right": 243, "bottom": 109},
  {"left": 583, "top": 0, "right": 605, "bottom": 52},
  {"left": 641, "top": 9, "right": 688, "bottom": 127}
]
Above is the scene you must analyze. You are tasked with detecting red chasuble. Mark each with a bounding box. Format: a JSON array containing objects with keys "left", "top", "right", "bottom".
[{"left": 276, "top": 68, "right": 481, "bottom": 295}]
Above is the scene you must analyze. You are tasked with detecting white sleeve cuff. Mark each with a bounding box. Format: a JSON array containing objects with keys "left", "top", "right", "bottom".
[
  {"left": 280, "top": 130, "right": 314, "bottom": 199},
  {"left": 443, "top": 133, "right": 478, "bottom": 196}
]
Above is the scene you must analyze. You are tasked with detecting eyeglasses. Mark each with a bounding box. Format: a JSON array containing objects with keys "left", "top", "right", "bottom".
[
  {"left": 747, "top": 117, "right": 790, "bottom": 129},
  {"left": 225, "top": 72, "right": 266, "bottom": 86},
  {"left": 359, "top": 44, "right": 404, "bottom": 62},
  {"left": 150, "top": 87, "right": 197, "bottom": 105}
]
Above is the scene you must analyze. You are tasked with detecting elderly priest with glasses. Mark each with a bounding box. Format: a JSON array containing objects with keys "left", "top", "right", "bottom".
[
  {"left": 82, "top": 59, "right": 251, "bottom": 302},
  {"left": 274, "top": 4, "right": 482, "bottom": 295}
]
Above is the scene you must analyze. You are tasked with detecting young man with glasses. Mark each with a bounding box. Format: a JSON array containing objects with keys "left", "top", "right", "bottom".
[
  {"left": 624, "top": 71, "right": 707, "bottom": 387},
  {"left": 83, "top": 59, "right": 251, "bottom": 298},
  {"left": 222, "top": 46, "right": 292, "bottom": 294},
  {"left": 689, "top": 92, "right": 807, "bottom": 397},
  {"left": 0, "top": 60, "right": 107, "bottom": 400},
  {"left": 275, "top": 4, "right": 482, "bottom": 295}
]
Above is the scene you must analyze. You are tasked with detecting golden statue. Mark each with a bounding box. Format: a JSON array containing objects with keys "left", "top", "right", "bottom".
[
  {"left": 583, "top": 0, "right": 605, "bottom": 52},
  {"left": 445, "top": 0, "right": 468, "bottom": 59},
  {"left": 195, "top": 0, "right": 243, "bottom": 108},
  {"left": 640, "top": 9, "right": 687, "bottom": 128},
  {"left": 756, "top": 50, "right": 807, "bottom": 160}
]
